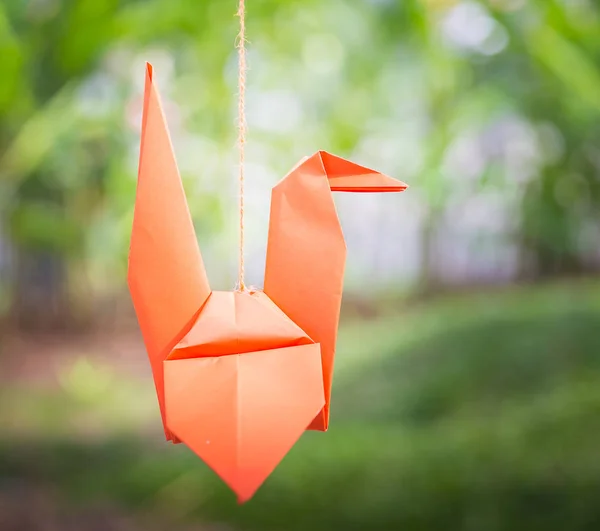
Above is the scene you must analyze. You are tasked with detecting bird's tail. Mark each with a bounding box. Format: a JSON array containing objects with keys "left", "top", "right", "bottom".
[{"left": 128, "top": 63, "right": 211, "bottom": 441}]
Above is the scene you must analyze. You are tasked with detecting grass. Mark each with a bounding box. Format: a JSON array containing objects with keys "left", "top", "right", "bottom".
[{"left": 2, "top": 279, "right": 600, "bottom": 530}]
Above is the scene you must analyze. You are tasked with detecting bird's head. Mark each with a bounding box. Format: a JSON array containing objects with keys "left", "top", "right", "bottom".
[{"left": 319, "top": 151, "right": 408, "bottom": 193}]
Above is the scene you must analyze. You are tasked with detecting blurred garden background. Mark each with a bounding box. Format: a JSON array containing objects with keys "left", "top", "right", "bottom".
[{"left": 1, "top": 0, "right": 600, "bottom": 529}]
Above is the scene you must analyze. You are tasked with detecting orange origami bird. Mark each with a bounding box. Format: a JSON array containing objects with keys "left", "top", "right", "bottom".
[{"left": 128, "top": 63, "right": 408, "bottom": 502}]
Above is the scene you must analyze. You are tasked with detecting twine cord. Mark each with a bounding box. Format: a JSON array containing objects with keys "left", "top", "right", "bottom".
[{"left": 236, "top": 0, "right": 247, "bottom": 291}]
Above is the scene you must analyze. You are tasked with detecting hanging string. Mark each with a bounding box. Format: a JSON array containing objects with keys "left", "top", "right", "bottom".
[{"left": 236, "top": 0, "right": 247, "bottom": 291}]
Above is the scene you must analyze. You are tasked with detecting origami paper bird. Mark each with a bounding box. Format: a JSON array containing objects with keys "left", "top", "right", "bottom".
[{"left": 128, "top": 63, "right": 408, "bottom": 502}]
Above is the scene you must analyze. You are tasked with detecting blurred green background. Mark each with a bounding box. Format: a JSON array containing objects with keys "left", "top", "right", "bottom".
[{"left": 1, "top": 0, "right": 600, "bottom": 530}]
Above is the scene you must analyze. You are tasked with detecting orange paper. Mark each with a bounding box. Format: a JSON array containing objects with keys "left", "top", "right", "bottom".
[{"left": 128, "top": 63, "right": 408, "bottom": 502}]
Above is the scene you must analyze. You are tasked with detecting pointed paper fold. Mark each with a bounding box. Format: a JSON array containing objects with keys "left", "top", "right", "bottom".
[
  {"left": 168, "top": 291, "right": 313, "bottom": 359},
  {"left": 165, "top": 344, "right": 324, "bottom": 503},
  {"left": 320, "top": 151, "right": 408, "bottom": 192},
  {"left": 128, "top": 63, "right": 211, "bottom": 440},
  {"left": 264, "top": 151, "right": 408, "bottom": 431}
]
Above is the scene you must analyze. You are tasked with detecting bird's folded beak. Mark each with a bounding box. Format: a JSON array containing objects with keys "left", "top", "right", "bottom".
[{"left": 319, "top": 151, "right": 408, "bottom": 193}]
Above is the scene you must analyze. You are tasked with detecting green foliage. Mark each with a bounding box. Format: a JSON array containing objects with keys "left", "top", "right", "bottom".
[
  {"left": 9, "top": 200, "right": 82, "bottom": 253},
  {"left": 0, "top": 0, "right": 599, "bottom": 309},
  {"left": 2, "top": 282, "right": 600, "bottom": 530}
]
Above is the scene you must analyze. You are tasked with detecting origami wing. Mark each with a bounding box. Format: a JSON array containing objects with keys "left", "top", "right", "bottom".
[
  {"left": 264, "top": 151, "right": 407, "bottom": 431},
  {"left": 128, "top": 63, "right": 211, "bottom": 441}
]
